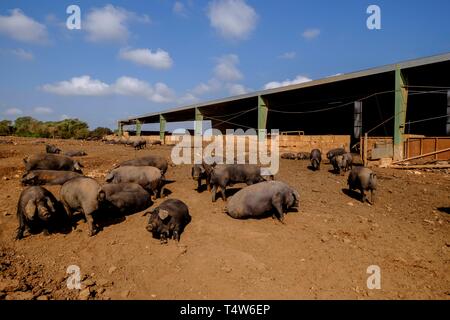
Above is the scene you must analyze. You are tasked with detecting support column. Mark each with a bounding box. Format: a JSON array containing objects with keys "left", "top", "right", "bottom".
[
  {"left": 195, "top": 108, "right": 203, "bottom": 136},
  {"left": 258, "top": 96, "right": 268, "bottom": 140},
  {"left": 393, "top": 68, "right": 408, "bottom": 161},
  {"left": 354, "top": 101, "right": 362, "bottom": 139},
  {"left": 159, "top": 114, "right": 166, "bottom": 144},
  {"left": 135, "top": 120, "right": 141, "bottom": 137},
  {"left": 117, "top": 121, "right": 123, "bottom": 137}
]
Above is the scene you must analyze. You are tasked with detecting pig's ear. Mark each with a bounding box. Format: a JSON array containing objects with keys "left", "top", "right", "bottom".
[
  {"left": 46, "top": 197, "right": 56, "bottom": 212},
  {"left": 24, "top": 200, "right": 36, "bottom": 219},
  {"left": 158, "top": 209, "right": 169, "bottom": 221}
]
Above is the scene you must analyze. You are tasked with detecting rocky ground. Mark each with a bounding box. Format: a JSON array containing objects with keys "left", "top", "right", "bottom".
[{"left": 0, "top": 137, "right": 449, "bottom": 300}]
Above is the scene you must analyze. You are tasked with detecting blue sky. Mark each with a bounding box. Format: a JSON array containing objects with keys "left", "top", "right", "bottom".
[{"left": 0, "top": 0, "right": 449, "bottom": 129}]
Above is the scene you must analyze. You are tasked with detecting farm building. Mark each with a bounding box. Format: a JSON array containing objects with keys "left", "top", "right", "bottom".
[{"left": 118, "top": 53, "right": 450, "bottom": 164}]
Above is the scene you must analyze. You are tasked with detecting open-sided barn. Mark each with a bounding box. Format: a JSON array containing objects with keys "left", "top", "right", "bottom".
[{"left": 118, "top": 53, "right": 450, "bottom": 163}]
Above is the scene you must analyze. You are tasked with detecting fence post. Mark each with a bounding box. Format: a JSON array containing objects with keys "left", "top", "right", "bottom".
[{"left": 364, "top": 133, "right": 368, "bottom": 166}]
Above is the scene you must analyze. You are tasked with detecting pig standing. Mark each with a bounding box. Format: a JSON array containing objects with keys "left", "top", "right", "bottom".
[
  {"left": 106, "top": 166, "right": 164, "bottom": 199},
  {"left": 331, "top": 153, "right": 353, "bottom": 174},
  {"left": 100, "top": 183, "right": 152, "bottom": 215},
  {"left": 225, "top": 181, "right": 299, "bottom": 222},
  {"left": 145, "top": 199, "right": 191, "bottom": 243},
  {"left": 117, "top": 155, "right": 168, "bottom": 175},
  {"left": 326, "top": 148, "right": 346, "bottom": 161},
  {"left": 310, "top": 149, "right": 322, "bottom": 171},
  {"left": 132, "top": 140, "right": 147, "bottom": 150},
  {"left": 347, "top": 166, "right": 377, "bottom": 204},
  {"left": 191, "top": 162, "right": 215, "bottom": 192},
  {"left": 15, "top": 186, "right": 62, "bottom": 239},
  {"left": 21, "top": 170, "right": 82, "bottom": 186},
  {"left": 60, "top": 177, "right": 104, "bottom": 236},
  {"left": 210, "top": 164, "right": 266, "bottom": 202},
  {"left": 24, "top": 153, "right": 83, "bottom": 173}
]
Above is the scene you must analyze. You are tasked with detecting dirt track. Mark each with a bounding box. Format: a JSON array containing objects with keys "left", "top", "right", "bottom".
[{"left": 0, "top": 137, "right": 449, "bottom": 300}]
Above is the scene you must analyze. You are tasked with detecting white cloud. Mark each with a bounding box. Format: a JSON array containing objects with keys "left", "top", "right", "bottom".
[
  {"left": 84, "top": 5, "right": 150, "bottom": 43},
  {"left": 207, "top": 0, "right": 258, "bottom": 41},
  {"left": 4, "top": 108, "right": 23, "bottom": 116},
  {"left": 302, "top": 28, "right": 320, "bottom": 40},
  {"left": 279, "top": 52, "right": 296, "bottom": 60},
  {"left": 227, "top": 83, "right": 248, "bottom": 95},
  {"left": 264, "top": 75, "right": 312, "bottom": 90},
  {"left": 113, "top": 76, "right": 175, "bottom": 103},
  {"left": 0, "top": 9, "right": 48, "bottom": 44},
  {"left": 182, "top": 53, "right": 248, "bottom": 102},
  {"left": 178, "top": 93, "right": 199, "bottom": 104},
  {"left": 214, "top": 54, "right": 243, "bottom": 82},
  {"left": 41, "top": 75, "right": 176, "bottom": 103},
  {"left": 41, "top": 76, "right": 110, "bottom": 96},
  {"left": 119, "top": 48, "right": 173, "bottom": 69},
  {"left": 33, "top": 107, "right": 53, "bottom": 114},
  {"left": 10, "top": 48, "right": 34, "bottom": 60},
  {"left": 173, "top": 2, "right": 188, "bottom": 17},
  {"left": 192, "top": 78, "right": 222, "bottom": 96},
  {"left": 60, "top": 114, "right": 69, "bottom": 120}
]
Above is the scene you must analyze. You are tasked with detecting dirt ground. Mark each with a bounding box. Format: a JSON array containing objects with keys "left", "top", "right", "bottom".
[{"left": 0, "top": 137, "right": 449, "bottom": 300}]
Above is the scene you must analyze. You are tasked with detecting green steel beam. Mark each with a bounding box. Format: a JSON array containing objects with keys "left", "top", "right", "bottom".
[
  {"left": 258, "top": 96, "right": 268, "bottom": 140},
  {"left": 135, "top": 120, "right": 142, "bottom": 137},
  {"left": 159, "top": 114, "right": 166, "bottom": 143},
  {"left": 195, "top": 108, "right": 203, "bottom": 136},
  {"left": 393, "top": 67, "right": 408, "bottom": 160},
  {"left": 117, "top": 121, "right": 123, "bottom": 137}
]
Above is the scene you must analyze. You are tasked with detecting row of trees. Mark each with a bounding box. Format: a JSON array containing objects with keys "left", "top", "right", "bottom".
[{"left": 0, "top": 117, "right": 112, "bottom": 139}]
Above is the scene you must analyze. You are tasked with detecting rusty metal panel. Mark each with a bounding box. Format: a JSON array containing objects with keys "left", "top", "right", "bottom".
[{"left": 405, "top": 137, "right": 450, "bottom": 161}]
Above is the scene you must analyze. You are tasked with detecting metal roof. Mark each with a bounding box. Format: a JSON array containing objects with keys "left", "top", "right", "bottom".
[{"left": 119, "top": 52, "right": 450, "bottom": 124}]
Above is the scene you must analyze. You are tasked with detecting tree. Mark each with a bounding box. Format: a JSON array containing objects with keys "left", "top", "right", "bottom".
[
  {"left": 90, "top": 127, "right": 113, "bottom": 138},
  {"left": 14, "top": 117, "right": 41, "bottom": 137},
  {"left": 0, "top": 120, "right": 12, "bottom": 136}
]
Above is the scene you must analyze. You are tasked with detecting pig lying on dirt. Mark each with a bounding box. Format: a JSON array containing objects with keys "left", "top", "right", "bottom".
[
  {"left": 16, "top": 186, "right": 62, "bottom": 239},
  {"left": 296, "top": 152, "right": 311, "bottom": 160},
  {"left": 24, "top": 153, "right": 83, "bottom": 173},
  {"left": 21, "top": 170, "right": 82, "bottom": 186},
  {"left": 64, "top": 150, "right": 87, "bottom": 157},
  {"left": 225, "top": 181, "right": 299, "bottom": 222},
  {"left": 45, "top": 144, "right": 61, "bottom": 154},
  {"left": 100, "top": 183, "right": 152, "bottom": 215},
  {"left": 106, "top": 166, "right": 164, "bottom": 199},
  {"left": 60, "top": 177, "right": 104, "bottom": 236},
  {"left": 281, "top": 153, "right": 297, "bottom": 160},
  {"left": 210, "top": 164, "right": 267, "bottom": 202},
  {"left": 347, "top": 166, "right": 377, "bottom": 204},
  {"left": 145, "top": 199, "right": 191, "bottom": 244},
  {"left": 116, "top": 155, "right": 168, "bottom": 175}
]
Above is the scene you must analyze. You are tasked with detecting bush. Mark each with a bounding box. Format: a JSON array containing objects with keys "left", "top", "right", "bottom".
[
  {"left": 0, "top": 116, "right": 113, "bottom": 140},
  {"left": 0, "top": 120, "right": 13, "bottom": 136}
]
